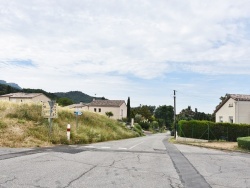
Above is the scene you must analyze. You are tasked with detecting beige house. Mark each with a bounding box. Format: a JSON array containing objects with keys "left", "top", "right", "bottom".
[
  {"left": 0, "top": 93, "right": 51, "bottom": 103},
  {"left": 215, "top": 94, "right": 250, "bottom": 124},
  {"left": 67, "top": 99, "right": 127, "bottom": 120}
]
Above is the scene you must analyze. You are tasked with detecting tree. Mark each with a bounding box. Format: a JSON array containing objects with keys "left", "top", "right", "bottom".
[
  {"left": 105, "top": 111, "right": 113, "bottom": 118},
  {"left": 127, "top": 97, "right": 131, "bottom": 122},
  {"left": 57, "top": 97, "right": 74, "bottom": 106},
  {"left": 131, "top": 105, "right": 154, "bottom": 122},
  {"left": 178, "top": 106, "right": 214, "bottom": 122},
  {"left": 154, "top": 105, "right": 174, "bottom": 129},
  {"left": 6, "top": 85, "right": 11, "bottom": 94}
]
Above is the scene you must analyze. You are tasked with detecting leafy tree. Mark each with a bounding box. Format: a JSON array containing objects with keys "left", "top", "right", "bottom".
[
  {"left": 178, "top": 106, "right": 214, "bottom": 122},
  {"left": 57, "top": 97, "right": 74, "bottom": 106},
  {"left": 105, "top": 111, "right": 114, "bottom": 118},
  {"left": 154, "top": 105, "right": 174, "bottom": 129},
  {"left": 131, "top": 105, "right": 154, "bottom": 122},
  {"left": 127, "top": 97, "right": 131, "bottom": 122}
]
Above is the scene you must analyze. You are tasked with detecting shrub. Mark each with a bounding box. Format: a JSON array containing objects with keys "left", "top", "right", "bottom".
[
  {"left": 139, "top": 121, "right": 150, "bottom": 130},
  {"left": 178, "top": 120, "right": 250, "bottom": 141},
  {"left": 0, "top": 120, "right": 7, "bottom": 129},
  {"left": 237, "top": 137, "right": 250, "bottom": 150}
]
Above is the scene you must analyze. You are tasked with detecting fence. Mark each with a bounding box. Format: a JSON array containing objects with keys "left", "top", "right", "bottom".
[{"left": 178, "top": 120, "right": 250, "bottom": 142}]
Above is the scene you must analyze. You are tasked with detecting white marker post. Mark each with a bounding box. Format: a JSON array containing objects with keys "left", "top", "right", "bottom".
[
  {"left": 67, "top": 124, "right": 71, "bottom": 141},
  {"left": 131, "top": 118, "right": 134, "bottom": 127}
]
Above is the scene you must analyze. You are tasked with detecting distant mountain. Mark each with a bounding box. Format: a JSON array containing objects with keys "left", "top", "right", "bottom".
[
  {"left": 54, "top": 91, "right": 108, "bottom": 103},
  {"left": 0, "top": 80, "right": 22, "bottom": 90},
  {"left": 54, "top": 91, "right": 93, "bottom": 103}
]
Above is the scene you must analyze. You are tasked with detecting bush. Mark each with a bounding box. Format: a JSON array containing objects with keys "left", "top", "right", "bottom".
[
  {"left": 178, "top": 120, "right": 250, "bottom": 141},
  {"left": 133, "top": 123, "right": 144, "bottom": 136},
  {"left": 237, "top": 137, "right": 250, "bottom": 150},
  {"left": 139, "top": 121, "right": 150, "bottom": 130}
]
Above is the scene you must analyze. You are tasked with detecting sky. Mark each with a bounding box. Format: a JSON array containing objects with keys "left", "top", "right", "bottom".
[{"left": 1, "top": 0, "right": 250, "bottom": 114}]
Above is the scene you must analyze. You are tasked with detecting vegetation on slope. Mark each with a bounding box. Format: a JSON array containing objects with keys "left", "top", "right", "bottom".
[{"left": 0, "top": 101, "right": 138, "bottom": 147}]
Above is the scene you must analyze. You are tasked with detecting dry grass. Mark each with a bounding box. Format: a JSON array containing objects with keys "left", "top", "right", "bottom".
[{"left": 0, "top": 101, "right": 138, "bottom": 147}]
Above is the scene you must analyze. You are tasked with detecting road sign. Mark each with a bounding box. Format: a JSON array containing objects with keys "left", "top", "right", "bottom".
[
  {"left": 74, "top": 111, "right": 82, "bottom": 116},
  {"left": 42, "top": 101, "right": 58, "bottom": 118}
]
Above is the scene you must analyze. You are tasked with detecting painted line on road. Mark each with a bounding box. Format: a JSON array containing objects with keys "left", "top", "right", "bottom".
[
  {"left": 101, "top": 147, "right": 111, "bottom": 149},
  {"left": 84, "top": 146, "right": 94, "bottom": 148},
  {"left": 118, "top": 147, "right": 127, "bottom": 150},
  {"left": 129, "top": 142, "right": 144, "bottom": 149}
]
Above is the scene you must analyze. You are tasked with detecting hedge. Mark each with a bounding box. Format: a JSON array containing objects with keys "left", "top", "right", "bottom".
[
  {"left": 178, "top": 120, "right": 250, "bottom": 141},
  {"left": 237, "top": 137, "right": 250, "bottom": 150}
]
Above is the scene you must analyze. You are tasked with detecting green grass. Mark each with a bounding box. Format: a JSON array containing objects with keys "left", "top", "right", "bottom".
[{"left": 0, "top": 101, "right": 139, "bottom": 147}]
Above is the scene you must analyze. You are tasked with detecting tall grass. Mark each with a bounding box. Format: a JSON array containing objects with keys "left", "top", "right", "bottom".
[{"left": 0, "top": 101, "right": 138, "bottom": 147}]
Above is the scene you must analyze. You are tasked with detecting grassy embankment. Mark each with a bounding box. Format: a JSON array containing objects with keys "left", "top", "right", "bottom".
[{"left": 0, "top": 101, "right": 139, "bottom": 147}]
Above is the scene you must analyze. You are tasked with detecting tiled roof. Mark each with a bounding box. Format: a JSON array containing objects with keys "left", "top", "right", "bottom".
[
  {"left": 89, "top": 100, "right": 125, "bottom": 107},
  {"left": 214, "top": 94, "right": 250, "bottom": 113},
  {"left": 0, "top": 92, "right": 43, "bottom": 98},
  {"left": 229, "top": 94, "right": 250, "bottom": 101}
]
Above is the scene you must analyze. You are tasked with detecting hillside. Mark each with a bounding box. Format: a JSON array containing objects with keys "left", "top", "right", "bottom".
[
  {"left": 0, "top": 84, "right": 21, "bottom": 95},
  {"left": 54, "top": 91, "right": 93, "bottom": 103},
  {"left": 0, "top": 80, "right": 22, "bottom": 90},
  {"left": 0, "top": 101, "right": 139, "bottom": 147}
]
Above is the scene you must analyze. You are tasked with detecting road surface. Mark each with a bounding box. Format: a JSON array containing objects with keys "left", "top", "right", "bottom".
[{"left": 0, "top": 133, "right": 249, "bottom": 188}]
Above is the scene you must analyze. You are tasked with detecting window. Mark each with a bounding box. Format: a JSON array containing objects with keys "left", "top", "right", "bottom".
[
  {"left": 94, "top": 108, "right": 96, "bottom": 112},
  {"left": 229, "top": 116, "right": 233, "bottom": 123},
  {"left": 121, "top": 109, "right": 123, "bottom": 116},
  {"left": 229, "top": 103, "right": 233, "bottom": 107},
  {"left": 219, "top": 116, "right": 223, "bottom": 122},
  {"left": 99, "top": 108, "right": 101, "bottom": 112}
]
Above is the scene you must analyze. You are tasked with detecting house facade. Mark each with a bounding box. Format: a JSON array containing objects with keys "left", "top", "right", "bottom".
[
  {"left": 67, "top": 99, "right": 127, "bottom": 120},
  {"left": 0, "top": 93, "right": 51, "bottom": 103},
  {"left": 215, "top": 94, "right": 250, "bottom": 124}
]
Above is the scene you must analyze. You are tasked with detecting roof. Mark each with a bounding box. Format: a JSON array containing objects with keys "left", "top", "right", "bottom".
[
  {"left": 67, "top": 103, "right": 89, "bottom": 108},
  {"left": 89, "top": 100, "right": 125, "bottom": 107},
  {"left": 214, "top": 94, "right": 250, "bottom": 113},
  {"left": 0, "top": 92, "right": 44, "bottom": 98},
  {"left": 229, "top": 94, "right": 250, "bottom": 101}
]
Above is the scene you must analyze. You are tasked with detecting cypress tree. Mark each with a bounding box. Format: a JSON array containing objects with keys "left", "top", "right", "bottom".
[{"left": 127, "top": 97, "right": 131, "bottom": 122}]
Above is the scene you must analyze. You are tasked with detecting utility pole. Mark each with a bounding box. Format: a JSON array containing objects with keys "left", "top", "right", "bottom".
[{"left": 174, "top": 90, "right": 177, "bottom": 139}]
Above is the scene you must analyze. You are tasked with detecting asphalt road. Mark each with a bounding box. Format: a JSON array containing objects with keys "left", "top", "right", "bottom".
[{"left": 0, "top": 133, "right": 249, "bottom": 188}]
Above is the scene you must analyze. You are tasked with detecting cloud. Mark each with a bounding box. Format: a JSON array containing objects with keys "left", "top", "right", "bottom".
[{"left": 1, "top": 1, "right": 250, "bottom": 77}]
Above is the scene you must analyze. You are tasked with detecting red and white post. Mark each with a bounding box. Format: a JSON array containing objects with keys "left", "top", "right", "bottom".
[{"left": 67, "top": 124, "right": 71, "bottom": 141}]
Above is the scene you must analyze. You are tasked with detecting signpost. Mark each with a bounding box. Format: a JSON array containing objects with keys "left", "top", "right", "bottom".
[
  {"left": 74, "top": 109, "right": 82, "bottom": 129},
  {"left": 42, "top": 100, "right": 57, "bottom": 135}
]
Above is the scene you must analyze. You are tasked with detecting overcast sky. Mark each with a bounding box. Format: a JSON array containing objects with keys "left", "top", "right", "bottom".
[{"left": 1, "top": 0, "right": 250, "bottom": 113}]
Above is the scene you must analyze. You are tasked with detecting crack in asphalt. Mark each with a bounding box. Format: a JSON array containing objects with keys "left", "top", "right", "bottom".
[
  {"left": 0, "top": 176, "right": 16, "bottom": 185},
  {"left": 63, "top": 165, "right": 98, "bottom": 188}
]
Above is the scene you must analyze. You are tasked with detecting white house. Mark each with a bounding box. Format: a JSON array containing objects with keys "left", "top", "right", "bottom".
[
  {"left": 67, "top": 99, "right": 127, "bottom": 120},
  {"left": 215, "top": 94, "right": 250, "bottom": 124},
  {"left": 0, "top": 93, "right": 51, "bottom": 103}
]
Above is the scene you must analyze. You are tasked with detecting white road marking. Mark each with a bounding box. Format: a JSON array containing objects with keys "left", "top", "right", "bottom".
[
  {"left": 101, "top": 147, "right": 111, "bottom": 149},
  {"left": 118, "top": 147, "right": 127, "bottom": 150},
  {"left": 84, "top": 146, "right": 94, "bottom": 148},
  {"left": 129, "top": 142, "right": 144, "bottom": 149}
]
